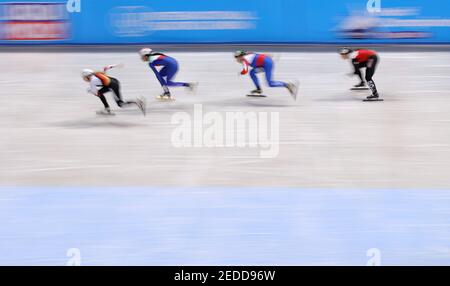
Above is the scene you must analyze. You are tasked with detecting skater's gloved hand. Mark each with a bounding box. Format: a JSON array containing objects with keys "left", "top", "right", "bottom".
[
  {"left": 240, "top": 69, "right": 249, "bottom": 76},
  {"left": 104, "top": 65, "right": 116, "bottom": 72}
]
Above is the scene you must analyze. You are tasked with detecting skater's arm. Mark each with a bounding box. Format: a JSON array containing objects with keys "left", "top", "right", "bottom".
[
  {"left": 88, "top": 80, "right": 100, "bottom": 96},
  {"left": 352, "top": 60, "right": 364, "bottom": 81},
  {"left": 103, "top": 64, "right": 124, "bottom": 73},
  {"left": 103, "top": 65, "right": 114, "bottom": 73},
  {"left": 240, "top": 60, "right": 250, "bottom": 75},
  {"left": 87, "top": 77, "right": 103, "bottom": 96},
  {"left": 352, "top": 62, "right": 361, "bottom": 75}
]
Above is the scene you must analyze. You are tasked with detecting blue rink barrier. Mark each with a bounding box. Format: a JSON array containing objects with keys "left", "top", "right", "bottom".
[
  {"left": 1, "top": 0, "right": 450, "bottom": 45},
  {"left": 0, "top": 187, "right": 449, "bottom": 265}
]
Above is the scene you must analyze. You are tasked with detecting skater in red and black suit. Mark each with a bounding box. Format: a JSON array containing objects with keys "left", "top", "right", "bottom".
[{"left": 339, "top": 47, "right": 380, "bottom": 100}]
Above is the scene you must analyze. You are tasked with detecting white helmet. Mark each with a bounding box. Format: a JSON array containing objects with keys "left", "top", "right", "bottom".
[
  {"left": 81, "top": 69, "right": 94, "bottom": 78},
  {"left": 139, "top": 48, "right": 152, "bottom": 57}
]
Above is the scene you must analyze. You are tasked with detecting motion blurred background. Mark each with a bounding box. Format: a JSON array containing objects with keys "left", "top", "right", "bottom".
[
  {"left": 1, "top": 0, "right": 450, "bottom": 266},
  {"left": 1, "top": 0, "right": 450, "bottom": 44}
]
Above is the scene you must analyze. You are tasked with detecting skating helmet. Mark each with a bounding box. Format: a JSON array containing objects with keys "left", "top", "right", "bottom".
[
  {"left": 234, "top": 50, "right": 248, "bottom": 58},
  {"left": 139, "top": 48, "right": 153, "bottom": 57},
  {"left": 81, "top": 69, "right": 94, "bottom": 78},
  {"left": 338, "top": 47, "right": 353, "bottom": 55}
]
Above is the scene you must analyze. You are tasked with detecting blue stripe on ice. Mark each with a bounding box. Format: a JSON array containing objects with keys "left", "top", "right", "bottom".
[{"left": 0, "top": 187, "right": 449, "bottom": 265}]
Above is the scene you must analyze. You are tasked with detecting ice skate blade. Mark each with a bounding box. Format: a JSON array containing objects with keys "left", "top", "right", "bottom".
[
  {"left": 351, "top": 87, "right": 370, "bottom": 91},
  {"left": 363, "top": 98, "right": 384, "bottom": 102},
  {"left": 96, "top": 111, "right": 116, "bottom": 116},
  {"left": 291, "top": 80, "right": 300, "bottom": 101},
  {"left": 247, "top": 94, "right": 267, "bottom": 98},
  {"left": 156, "top": 97, "right": 176, "bottom": 102}
]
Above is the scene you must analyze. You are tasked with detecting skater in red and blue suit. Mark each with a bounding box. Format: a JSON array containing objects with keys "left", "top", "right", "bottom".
[
  {"left": 234, "top": 50, "right": 298, "bottom": 98},
  {"left": 139, "top": 48, "right": 196, "bottom": 100}
]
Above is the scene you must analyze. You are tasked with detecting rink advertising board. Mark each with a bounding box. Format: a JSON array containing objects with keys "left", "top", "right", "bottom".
[
  {"left": 0, "top": 0, "right": 449, "bottom": 44},
  {"left": 0, "top": 2, "right": 70, "bottom": 40}
]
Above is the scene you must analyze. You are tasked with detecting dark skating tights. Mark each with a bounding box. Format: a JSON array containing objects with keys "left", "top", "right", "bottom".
[
  {"left": 365, "top": 56, "right": 379, "bottom": 96},
  {"left": 355, "top": 55, "right": 379, "bottom": 96},
  {"left": 97, "top": 77, "right": 138, "bottom": 109}
]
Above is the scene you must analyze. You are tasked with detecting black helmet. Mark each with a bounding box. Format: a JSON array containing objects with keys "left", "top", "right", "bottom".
[{"left": 338, "top": 47, "right": 353, "bottom": 55}]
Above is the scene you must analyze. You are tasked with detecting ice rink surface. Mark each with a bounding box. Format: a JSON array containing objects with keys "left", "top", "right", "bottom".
[{"left": 1, "top": 49, "right": 450, "bottom": 265}]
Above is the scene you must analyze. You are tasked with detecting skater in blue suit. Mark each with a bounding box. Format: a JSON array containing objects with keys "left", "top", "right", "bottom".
[{"left": 139, "top": 48, "right": 197, "bottom": 100}]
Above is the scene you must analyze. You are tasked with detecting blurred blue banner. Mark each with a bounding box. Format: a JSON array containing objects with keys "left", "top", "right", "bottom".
[{"left": 1, "top": 0, "right": 450, "bottom": 44}]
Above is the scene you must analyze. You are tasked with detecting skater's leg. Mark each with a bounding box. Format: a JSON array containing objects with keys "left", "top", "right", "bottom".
[
  {"left": 263, "top": 58, "right": 288, "bottom": 88},
  {"left": 366, "top": 79, "right": 378, "bottom": 96},
  {"left": 108, "top": 78, "right": 138, "bottom": 107},
  {"left": 109, "top": 78, "right": 127, "bottom": 106},
  {"left": 98, "top": 93, "right": 110, "bottom": 109},
  {"left": 96, "top": 85, "right": 111, "bottom": 109},
  {"left": 108, "top": 78, "right": 146, "bottom": 114},
  {"left": 150, "top": 65, "right": 170, "bottom": 94},
  {"left": 165, "top": 62, "right": 189, "bottom": 87},
  {"left": 151, "top": 66, "right": 168, "bottom": 86},
  {"left": 365, "top": 56, "right": 379, "bottom": 97},
  {"left": 158, "top": 66, "right": 168, "bottom": 80},
  {"left": 249, "top": 68, "right": 262, "bottom": 90},
  {"left": 94, "top": 89, "right": 114, "bottom": 114}
]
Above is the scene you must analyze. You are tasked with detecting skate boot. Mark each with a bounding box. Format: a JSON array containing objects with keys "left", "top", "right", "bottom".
[
  {"left": 96, "top": 108, "right": 115, "bottom": 116},
  {"left": 137, "top": 97, "right": 147, "bottom": 116},
  {"left": 286, "top": 82, "right": 299, "bottom": 100},
  {"left": 354, "top": 82, "right": 366, "bottom": 88},
  {"left": 251, "top": 88, "right": 263, "bottom": 95},
  {"left": 156, "top": 92, "right": 173, "bottom": 101},
  {"left": 364, "top": 93, "right": 383, "bottom": 102},
  {"left": 366, "top": 93, "right": 379, "bottom": 100},
  {"left": 247, "top": 88, "right": 265, "bottom": 97},
  {"left": 351, "top": 81, "right": 369, "bottom": 91},
  {"left": 246, "top": 88, "right": 266, "bottom": 98},
  {"left": 186, "top": 82, "right": 198, "bottom": 93}
]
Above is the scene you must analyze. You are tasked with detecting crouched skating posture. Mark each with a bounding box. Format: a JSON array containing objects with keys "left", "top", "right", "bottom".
[
  {"left": 81, "top": 66, "right": 146, "bottom": 115},
  {"left": 234, "top": 50, "right": 298, "bottom": 99},
  {"left": 339, "top": 47, "right": 381, "bottom": 101},
  {"left": 139, "top": 48, "right": 197, "bottom": 100}
]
